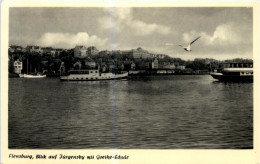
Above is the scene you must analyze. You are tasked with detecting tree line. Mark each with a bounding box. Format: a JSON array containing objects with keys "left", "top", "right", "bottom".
[{"left": 8, "top": 49, "right": 253, "bottom": 74}]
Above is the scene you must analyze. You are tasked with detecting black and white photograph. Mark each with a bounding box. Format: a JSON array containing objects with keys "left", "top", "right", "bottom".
[{"left": 2, "top": 2, "right": 259, "bottom": 164}]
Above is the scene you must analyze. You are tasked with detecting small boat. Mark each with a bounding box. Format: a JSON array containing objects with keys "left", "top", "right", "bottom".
[
  {"left": 19, "top": 73, "right": 46, "bottom": 78},
  {"left": 19, "top": 58, "right": 46, "bottom": 78},
  {"left": 60, "top": 69, "right": 128, "bottom": 81},
  {"left": 18, "top": 74, "right": 24, "bottom": 78},
  {"left": 210, "top": 62, "right": 253, "bottom": 82}
]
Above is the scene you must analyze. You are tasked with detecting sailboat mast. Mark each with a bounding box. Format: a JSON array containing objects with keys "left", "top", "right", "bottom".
[{"left": 27, "top": 58, "right": 28, "bottom": 74}]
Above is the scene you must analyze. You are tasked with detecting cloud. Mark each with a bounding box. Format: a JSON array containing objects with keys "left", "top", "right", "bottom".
[
  {"left": 36, "top": 32, "right": 108, "bottom": 49},
  {"left": 98, "top": 8, "right": 171, "bottom": 36},
  {"left": 131, "top": 20, "right": 171, "bottom": 35},
  {"left": 183, "top": 22, "right": 252, "bottom": 46},
  {"left": 209, "top": 23, "right": 244, "bottom": 44}
]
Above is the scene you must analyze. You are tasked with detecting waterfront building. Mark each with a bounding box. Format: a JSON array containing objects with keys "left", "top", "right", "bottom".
[
  {"left": 87, "top": 46, "right": 99, "bottom": 56},
  {"left": 145, "top": 62, "right": 151, "bottom": 69},
  {"left": 130, "top": 63, "right": 136, "bottom": 70},
  {"left": 176, "top": 65, "right": 186, "bottom": 70},
  {"left": 73, "top": 60, "right": 82, "bottom": 69},
  {"left": 152, "top": 59, "right": 159, "bottom": 69},
  {"left": 120, "top": 63, "right": 125, "bottom": 70},
  {"left": 60, "top": 62, "right": 66, "bottom": 74},
  {"left": 74, "top": 45, "right": 88, "bottom": 58},
  {"left": 101, "top": 66, "right": 106, "bottom": 72},
  {"left": 158, "top": 62, "right": 165, "bottom": 69},
  {"left": 163, "top": 63, "right": 176, "bottom": 69},
  {"left": 109, "top": 64, "right": 116, "bottom": 71},
  {"left": 101, "top": 64, "right": 107, "bottom": 72},
  {"left": 84, "top": 57, "right": 96, "bottom": 68},
  {"left": 85, "top": 61, "right": 96, "bottom": 68},
  {"left": 13, "top": 59, "right": 23, "bottom": 74}
]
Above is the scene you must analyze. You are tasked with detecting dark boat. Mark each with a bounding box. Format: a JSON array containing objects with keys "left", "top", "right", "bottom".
[{"left": 210, "top": 62, "right": 253, "bottom": 82}]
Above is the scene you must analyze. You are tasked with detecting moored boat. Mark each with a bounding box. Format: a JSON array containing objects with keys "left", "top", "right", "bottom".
[
  {"left": 60, "top": 69, "right": 128, "bottom": 81},
  {"left": 19, "top": 73, "right": 46, "bottom": 78},
  {"left": 210, "top": 62, "right": 253, "bottom": 82},
  {"left": 18, "top": 58, "right": 46, "bottom": 78}
]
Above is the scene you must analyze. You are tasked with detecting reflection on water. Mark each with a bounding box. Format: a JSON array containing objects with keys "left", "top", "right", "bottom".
[{"left": 8, "top": 75, "right": 253, "bottom": 149}]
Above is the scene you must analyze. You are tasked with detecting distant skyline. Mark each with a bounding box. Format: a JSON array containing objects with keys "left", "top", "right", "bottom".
[{"left": 9, "top": 7, "right": 253, "bottom": 60}]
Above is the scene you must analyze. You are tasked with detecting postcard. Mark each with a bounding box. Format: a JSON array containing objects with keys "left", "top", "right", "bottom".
[{"left": 1, "top": 1, "right": 259, "bottom": 164}]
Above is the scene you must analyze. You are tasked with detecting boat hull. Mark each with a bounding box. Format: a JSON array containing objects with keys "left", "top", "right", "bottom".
[
  {"left": 60, "top": 72, "right": 128, "bottom": 81},
  {"left": 211, "top": 73, "right": 253, "bottom": 82},
  {"left": 20, "top": 74, "right": 46, "bottom": 78}
]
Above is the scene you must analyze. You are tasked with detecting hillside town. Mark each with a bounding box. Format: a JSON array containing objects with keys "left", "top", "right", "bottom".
[{"left": 8, "top": 44, "right": 253, "bottom": 77}]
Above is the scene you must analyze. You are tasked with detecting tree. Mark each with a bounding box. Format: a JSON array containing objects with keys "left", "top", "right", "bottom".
[{"left": 9, "top": 60, "right": 14, "bottom": 73}]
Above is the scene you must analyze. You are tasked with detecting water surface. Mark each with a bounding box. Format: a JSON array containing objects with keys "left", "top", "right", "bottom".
[{"left": 8, "top": 75, "right": 253, "bottom": 149}]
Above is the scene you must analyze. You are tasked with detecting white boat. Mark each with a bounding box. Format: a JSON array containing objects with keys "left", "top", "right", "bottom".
[
  {"left": 60, "top": 69, "right": 128, "bottom": 81},
  {"left": 19, "top": 73, "right": 46, "bottom": 78},
  {"left": 210, "top": 62, "right": 253, "bottom": 82},
  {"left": 19, "top": 74, "right": 24, "bottom": 78},
  {"left": 19, "top": 58, "right": 46, "bottom": 78}
]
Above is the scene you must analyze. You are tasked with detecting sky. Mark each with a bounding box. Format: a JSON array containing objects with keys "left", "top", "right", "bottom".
[{"left": 9, "top": 7, "right": 253, "bottom": 60}]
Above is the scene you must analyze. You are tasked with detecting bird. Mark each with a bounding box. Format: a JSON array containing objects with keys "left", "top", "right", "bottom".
[{"left": 178, "top": 36, "right": 201, "bottom": 52}]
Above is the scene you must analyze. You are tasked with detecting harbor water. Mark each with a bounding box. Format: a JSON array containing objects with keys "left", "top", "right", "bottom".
[{"left": 8, "top": 75, "right": 253, "bottom": 149}]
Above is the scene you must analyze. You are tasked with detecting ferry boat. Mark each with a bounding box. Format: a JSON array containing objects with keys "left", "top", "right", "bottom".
[
  {"left": 60, "top": 69, "right": 128, "bottom": 81},
  {"left": 210, "top": 62, "right": 253, "bottom": 82}
]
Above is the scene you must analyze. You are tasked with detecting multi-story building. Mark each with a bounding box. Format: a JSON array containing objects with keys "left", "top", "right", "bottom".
[
  {"left": 163, "top": 63, "right": 176, "bottom": 70},
  {"left": 151, "top": 59, "right": 159, "bottom": 69},
  {"left": 74, "top": 45, "right": 88, "bottom": 58},
  {"left": 13, "top": 59, "right": 23, "bottom": 74},
  {"left": 130, "top": 63, "right": 136, "bottom": 70},
  {"left": 87, "top": 46, "right": 99, "bottom": 56},
  {"left": 131, "top": 47, "right": 152, "bottom": 59}
]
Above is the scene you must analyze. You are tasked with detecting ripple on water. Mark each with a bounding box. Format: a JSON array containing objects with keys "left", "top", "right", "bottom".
[{"left": 8, "top": 76, "right": 253, "bottom": 149}]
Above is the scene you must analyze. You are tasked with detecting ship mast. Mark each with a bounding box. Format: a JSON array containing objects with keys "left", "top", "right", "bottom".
[{"left": 27, "top": 58, "right": 28, "bottom": 74}]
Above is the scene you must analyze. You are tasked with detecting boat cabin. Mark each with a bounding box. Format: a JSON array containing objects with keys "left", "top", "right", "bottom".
[
  {"left": 221, "top": 63, "right": 253, "bottom": 68},
  {"left": 214, "top": 62, "right": 253, "bottom": 75},
  {"left": 69, "top": 69, "right": 99, "bottom": 74}
]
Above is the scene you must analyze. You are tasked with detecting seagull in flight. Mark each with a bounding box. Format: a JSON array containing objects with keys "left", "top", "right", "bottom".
[{"left": 178, "top": 36, "right": 201, "bottom": 52}]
